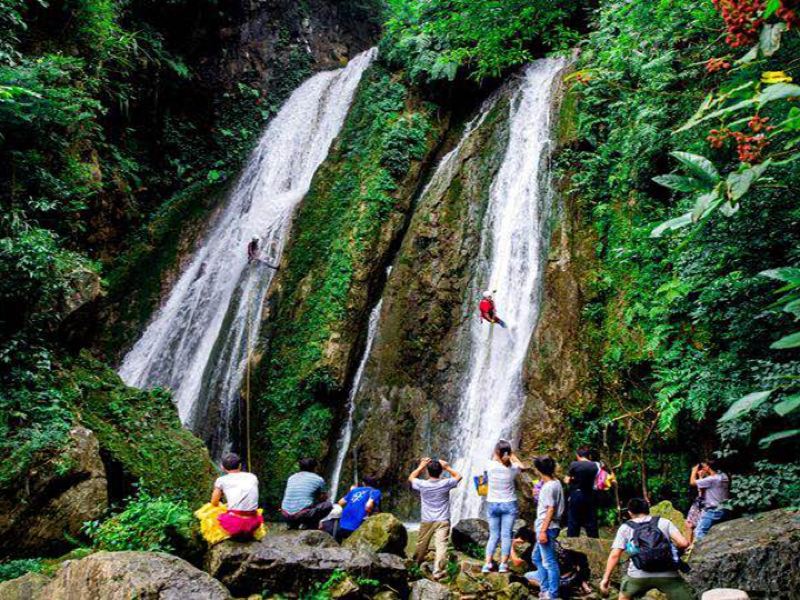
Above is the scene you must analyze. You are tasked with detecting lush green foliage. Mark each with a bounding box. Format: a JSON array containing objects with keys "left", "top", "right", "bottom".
[
  {"left": 253, "top": 62, "right": 442, "bottom": 504},
  {"left": 83, "top": 490, "right": 194, "bottom": 553},
  {"left": 301, "top": 569, "right": 381, "bottom": 600},
  {"left": 382, "top": 0, "right": 584, "bottom": 82},
  {"left": 0, "top": 558, "right": 44, "bottom": 583},
  {"left": 560, "top": 0, "right": 799, "bottom": 512}
]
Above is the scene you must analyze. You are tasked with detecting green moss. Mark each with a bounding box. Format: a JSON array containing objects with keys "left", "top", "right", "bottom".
[
  {"left": 252, "top": 63, "right": 443, "bottom": 504},
  {"left": 65, "top": 354, "right": 216, "bottom": 506},
  {"left": 101, "top": 180, "right": 227, "bottom": 358}
]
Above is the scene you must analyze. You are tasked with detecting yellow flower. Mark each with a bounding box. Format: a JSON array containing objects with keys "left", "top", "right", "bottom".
[{"left": 761, "top": 71, "right": 793, "bottom": 84}]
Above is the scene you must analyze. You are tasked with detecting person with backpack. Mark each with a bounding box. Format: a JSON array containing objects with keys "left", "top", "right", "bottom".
[
  {"left": 564, "top": 447, "right": 600, "bottom": 538},
  {"left": 600, "top": 498, "right": 692, "bottom": 600}
]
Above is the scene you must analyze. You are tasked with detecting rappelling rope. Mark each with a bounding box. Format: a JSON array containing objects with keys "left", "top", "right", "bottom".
[{"left": 244, "top": 288, "right": 253, "bottom": 471}]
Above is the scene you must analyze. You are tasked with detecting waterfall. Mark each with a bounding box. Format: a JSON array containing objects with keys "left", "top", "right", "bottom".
[
  {"left": 449, "top": 58, "right": 567, "bottom": 523},
  {"left": 328, "top": 99, "right": 498, "bottom": 499},
  {"left": 329, "top": 294, "right": 384, "bottom": 500},
  {"left": 119, "top": 49, "right": 376, "bottom": 458}
]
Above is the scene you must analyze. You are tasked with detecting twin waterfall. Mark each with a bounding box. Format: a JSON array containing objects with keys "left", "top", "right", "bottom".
[
  {"left": 119, "top": 50, "right": 565, "bottom": 523},
  {"left": 119, "top": 49, "right": 376, "bottom": 458}
]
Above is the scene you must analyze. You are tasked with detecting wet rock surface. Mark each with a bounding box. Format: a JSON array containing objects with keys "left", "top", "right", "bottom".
[
  {"left": 687, "top": 508, "right": 799, "bottom": 599},
  {"left": 206, "top": 530, "right": 408, "bottom": 597},
  {"left": 0, "top": 427, "right": 108, "bottom": 558}
]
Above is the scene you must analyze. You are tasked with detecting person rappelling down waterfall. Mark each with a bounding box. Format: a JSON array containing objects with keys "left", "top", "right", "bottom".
[
  {"left": 479, "top": 291, "right": 507, "bottom": 328},
  {"left": 247, "top": 237, "right": 279, "bottom": 269}
]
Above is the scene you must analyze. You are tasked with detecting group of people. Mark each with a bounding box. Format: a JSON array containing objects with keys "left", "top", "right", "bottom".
[{"left": 201, "top": 443, "right": 730, "bottom": 600}]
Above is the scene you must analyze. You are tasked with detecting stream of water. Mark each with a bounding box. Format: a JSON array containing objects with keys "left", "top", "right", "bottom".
[
  {"left": 449, "top": 58, "right": 567, "bottom": 523},
  {"left": 119, "top": 49, "right": 376, "bottom": 459}
]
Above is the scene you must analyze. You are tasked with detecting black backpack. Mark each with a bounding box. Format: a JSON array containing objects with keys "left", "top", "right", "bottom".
[{"left": 626, "top": 517, "right": 677, "bottom": 572}]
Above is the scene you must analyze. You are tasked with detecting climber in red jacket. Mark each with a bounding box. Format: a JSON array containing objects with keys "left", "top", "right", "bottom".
[{"left": 479, "top": 291, "right": 506, "bottom": 328}]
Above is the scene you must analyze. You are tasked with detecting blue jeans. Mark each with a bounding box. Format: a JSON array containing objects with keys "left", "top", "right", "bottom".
[
  {"left": 531, "top": 528, "right": 561, "bottom": 597},
  {"left": 486, "top": 501, "right": 518, "bottom": 561},
  {"left": 695, "top": 507, "right": 726, "bottom": 540}
]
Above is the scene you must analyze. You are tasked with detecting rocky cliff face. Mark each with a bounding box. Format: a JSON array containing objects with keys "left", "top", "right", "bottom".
[
  {"left": 250, "top": 61, "right": 449, "bottom": 504},
  {"left": 343, "top": 87, "right": 514, "bottom": 513}
]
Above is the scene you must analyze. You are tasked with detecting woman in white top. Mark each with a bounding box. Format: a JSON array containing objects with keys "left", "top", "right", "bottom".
[{"left": 482, "top": 440, "right": 527, "bottom": 573}]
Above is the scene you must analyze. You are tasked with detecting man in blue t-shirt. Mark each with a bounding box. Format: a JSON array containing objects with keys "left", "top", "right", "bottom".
[{"left": 336, "top": 475, "right": 382, "bottom": 541}]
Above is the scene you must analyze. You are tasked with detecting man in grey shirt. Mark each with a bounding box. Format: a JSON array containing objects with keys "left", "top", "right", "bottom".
[
  {"left": 525, "top": 456, "right": 564, "bottom": 600},
  {"left": 690, "top": 458, "right": 730, "bottom": 540},
  {"left": 408, "top": 457, "right": 462, "bottom": 580}
]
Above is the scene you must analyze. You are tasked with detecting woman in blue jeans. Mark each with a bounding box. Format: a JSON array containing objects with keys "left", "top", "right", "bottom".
[{"left": 482, "top": 440, "right": 528, "bottom": 573}]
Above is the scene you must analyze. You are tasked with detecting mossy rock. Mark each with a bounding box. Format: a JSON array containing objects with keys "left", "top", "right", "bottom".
[
  {"left": 343, "top": 513, "right": 407, "bottom": 556},
  {"left": 65, "top": 354, "right": 216, "bottom": 506},
  {"left": 0, "top": 572, "right": 51, "bottom": 600},
  {"left": 650, "top": 500, "right": 687, "bottom": 537}
]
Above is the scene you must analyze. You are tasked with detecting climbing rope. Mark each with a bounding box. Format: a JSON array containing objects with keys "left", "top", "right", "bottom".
[{"left": 244, "top": 296, "right": 253, "bottom": 470}]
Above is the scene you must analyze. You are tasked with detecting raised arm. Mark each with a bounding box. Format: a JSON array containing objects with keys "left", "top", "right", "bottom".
[
  {"left": 408, "top": 457, "right": 431, "bottom": 484},
  {"left": 689, "top": 464, "right": 701, "bottom": 487},
  {"left": 439, "top": 460, "right": 463, "bottom": 482},
  {"left": 509, "top": 452, "right": 529, "bottom": 470}
]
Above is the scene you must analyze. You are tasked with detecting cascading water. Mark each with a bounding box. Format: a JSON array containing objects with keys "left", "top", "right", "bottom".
[
  {"left": 119, "top": 49, "right": 376, "bottom": 458},
  {"left": 328, "top": 99, "right": 498, "bottom": 498},
  {"left": 449, "top": 58, "right": 567, "bottom": 523},
  {"left": 329, "top": 295, "right": 384, "bottom": 500}
]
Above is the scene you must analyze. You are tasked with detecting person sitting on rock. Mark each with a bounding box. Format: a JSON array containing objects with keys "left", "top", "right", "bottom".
[
  {"left": 479, "top": 291, "right": 507, "bottom": 328},
  {"left": 690, "top": 458, "right": 730, "bottom": 541},
  {"left": 600, "top": 498, "right": 692, "bottom": 600},
  {"left": 195, "top": 453, "right": 266, "bottom": 544},
  {"left": 409, "top": 457, "right": 463, "bottom": 581},
  {"left": 335, "top": 475, "right": 382, "bottom": 542},
  {"left": 280, "top": 457, "right": 333, "bottom": 529}
]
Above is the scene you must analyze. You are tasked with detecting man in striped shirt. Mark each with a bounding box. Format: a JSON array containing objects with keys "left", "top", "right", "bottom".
[{"left": 280, "top": 457, "right": 333, "bottom": 529}]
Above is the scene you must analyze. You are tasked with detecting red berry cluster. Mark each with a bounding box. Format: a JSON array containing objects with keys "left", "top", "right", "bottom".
[
  {"left": 706, "top": 57, "right": 732, "bottom": 73},
  {"left": 731, "top": 130, "right": 769, "bottom": 162},
  {"left": 707, "top": 115, "right": 774, "bottom": 162},
  {"left": 712, "top": 0, "right": 765, "bottom": 47},
  {"left": 777, "top": 0, "right": 800, "bottom": 28}
]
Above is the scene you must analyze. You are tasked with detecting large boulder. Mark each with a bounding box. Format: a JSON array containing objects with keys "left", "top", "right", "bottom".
[
  {"left": 687, "top": 508, "right": 799, "bottom": 599},
  {"left": 410, "top": 579, "right": 454, "bottom": 600},
  {"left": 34, "top": 551, "right": 231, "bottom": 599},
  {"left": 558, "top": 536, "right": 617, "bottom": 584},
  {"left": 0, "top": 427, "right": 108, "bottom": 558},
  {"left": 206, "top": 530, "right": 408, "bottom": 597},
  {"left": 0, "top": 572, "right": 51, "bottom": 600},
  {"left": 452, "top": 518, "right": 490, "bottom": 551},
  {"left": 451, "top": 518, "right": 526, "bottom": 555},
  {"left": 343, "top": 513, "right": 407, "bottom": 556}
]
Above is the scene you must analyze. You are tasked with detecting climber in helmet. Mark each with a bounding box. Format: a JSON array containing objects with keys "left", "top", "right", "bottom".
[
  {"left": 479, "top": 291, "right": 507, "bottom": 328},
  {"left": 247, "top": 237, "right": 259, "bottom": 262}
]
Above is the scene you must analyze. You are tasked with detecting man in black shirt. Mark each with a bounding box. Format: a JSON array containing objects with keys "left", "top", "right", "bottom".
[{"left": 564, "top": 447, "right": 599, "bottom": 538}]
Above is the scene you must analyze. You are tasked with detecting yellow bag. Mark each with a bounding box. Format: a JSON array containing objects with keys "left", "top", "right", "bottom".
[
  {"left": 474, "top": 472, "right": 489, "bottom": 497},
  {"left": 194, "top": 503, "right": 267, "bottom": 545}
]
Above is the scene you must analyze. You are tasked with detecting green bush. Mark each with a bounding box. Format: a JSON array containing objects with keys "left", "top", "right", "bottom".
[
  {"left": 83, "top": 490, "right": 194, "bottom": 554},
  {"left": 0, "top": 558, "right": 44, "bottom": 583}
]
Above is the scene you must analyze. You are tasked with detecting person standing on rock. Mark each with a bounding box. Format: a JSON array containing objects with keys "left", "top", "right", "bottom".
[
  {"left": 280, "top": 457, "right": 333, "bottom": 529},
  {"left": 482, "top": 440, "right": 527, "bottom": 574},
  {"left": 526, "top": 455, "right": 565, "bottom": 600},
  {"left": 564, "top": 447, "right": 600, "bottom": 538},
  {"left": 600, "top": 498, "right": 692, "bottom": 600},
  {"left": 690, "top": 459, "right": 730, "bottom": 541},
  {"left": 409, "top": 457, "right": 463, "bottom": 580}
]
